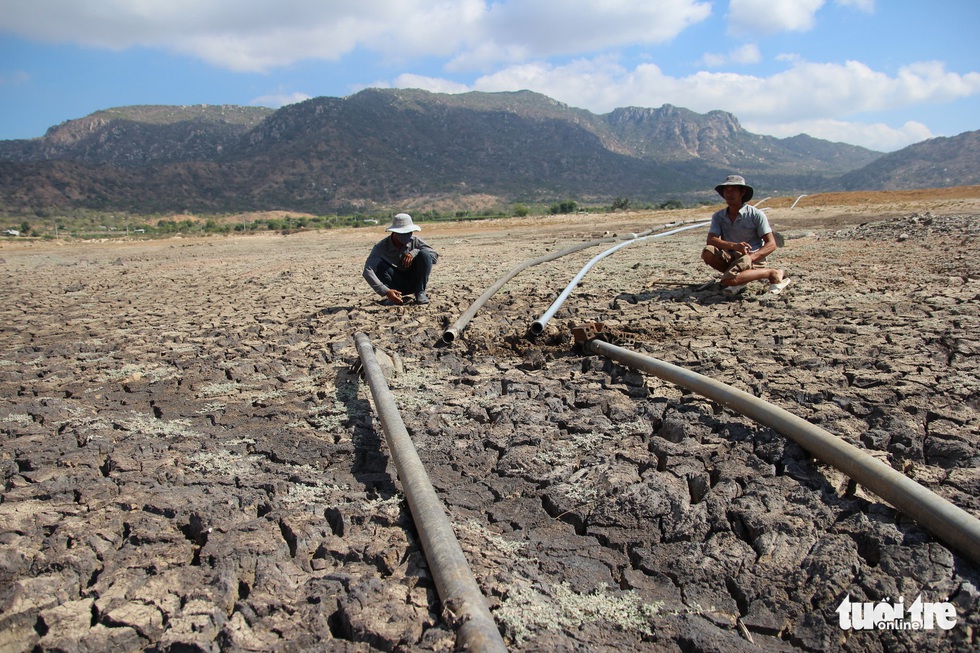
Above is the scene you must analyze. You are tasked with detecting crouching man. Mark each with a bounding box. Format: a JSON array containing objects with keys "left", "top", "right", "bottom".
[{"left": 363, "top": 213, "right": 439, "bottom": 305}]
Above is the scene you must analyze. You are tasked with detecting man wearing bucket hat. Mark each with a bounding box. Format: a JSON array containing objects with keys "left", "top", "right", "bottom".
[
  {"left": 701, "top": 175, "right": 792, "bottom": 295},
  {"left": 363, "top": 213, "right": 439, "bottom": 305}
]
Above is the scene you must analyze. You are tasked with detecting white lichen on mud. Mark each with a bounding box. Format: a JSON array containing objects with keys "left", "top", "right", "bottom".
[
  {"left": 187, "top": 449, "right": 262, "bottom": 477},
  {"left": 362, "top": 494, "right": 404, "bottom": 518},
  {"left": 456, "top": 520, "right": 525, "bottom": 555},
  {"left": 0, "top": 413, "right": 32, "bottom": 424},
  {"left": 197, "top": 381, "right": 242, "bottom": 398},
  {"left": 122, "top": 412, "right": 199, "bottom": 439},
  {"left": 282, "top": 480, "right": 353, "bottom": 506},
  {"left": 495, "top": 581, "right": 664, "bottom": 644}
]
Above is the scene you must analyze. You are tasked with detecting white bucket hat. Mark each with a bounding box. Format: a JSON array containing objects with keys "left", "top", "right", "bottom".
[
  {"left": 385, "top": 213, "right": 421, "bottom": 234},
  {"left": 714, "top": 175, "right": 754, "bottom": 202}
]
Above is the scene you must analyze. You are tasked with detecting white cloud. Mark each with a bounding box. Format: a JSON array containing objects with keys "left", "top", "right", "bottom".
[
  {"left": 835, "top": 0, "right": 875, "bottom": 13},
  {"left": 730, "top": 44, "right": 763, "bottom": 64},
  {"left": 249, "top": 91, "right": 311, "bottom": 109},
  {"left": 748, "top": 60, "right": 980, "bottom": 122},
  {"left": 0, "top": 70, "right": 31, "bottom": 86},
  {"left": 391, "top": 74, "right": 470, "bottom": 95},
  {"left": 0, "top": 0, "right": 483, "bottom": 72},
  {"left": 742, "top": 118, "right": 933, "bottom": 151},
  {"left": 0, "top": 0, "right": 970, "bottom": 152},
  {"left": 727, "top": 0, "right": 825, "bottom": 36},
  {"left": 701, "top": 44, "right": 762, "bottom": 67},
  {"left": 0, "top": 0, "right": 711, "bottom": 73},
  {"left": 472, "top": 56, "right": 635, "bottom": 108},
  {"left": 465, "top": 55, "right": 980, "bottom": 119},
  {"left": 727, "top": 0, "right": 874, "bottom": 37},
  {"left": 403, "top": 54, "right": 977, "bottom": 150},
  {"left": 473, "top": 0, "right": 711, "bottom": 63}
]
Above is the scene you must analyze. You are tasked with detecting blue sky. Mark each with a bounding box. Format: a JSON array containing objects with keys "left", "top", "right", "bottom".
[{"left": 1, "top": 0, "right": 978, "bottom": 151}]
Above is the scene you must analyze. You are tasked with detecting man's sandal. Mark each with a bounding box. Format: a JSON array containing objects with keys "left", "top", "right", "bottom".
[{"left": 769, "top": 278, "right": 792, "bottom": 295}]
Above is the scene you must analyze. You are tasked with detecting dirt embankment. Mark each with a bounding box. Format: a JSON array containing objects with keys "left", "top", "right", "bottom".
[{"left": 2, "top": 188, "right": 980, "bottom": 652}]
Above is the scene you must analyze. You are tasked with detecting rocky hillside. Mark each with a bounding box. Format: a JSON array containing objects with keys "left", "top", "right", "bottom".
[
  {"left": 0, "top": 105, "right": 273, "bottom": 166},
  {"left": 840, "top": 129, "right": 980, "bottom": 190},
  {"left": 0, "top": 88, "right": 972, "bottom": 214}
]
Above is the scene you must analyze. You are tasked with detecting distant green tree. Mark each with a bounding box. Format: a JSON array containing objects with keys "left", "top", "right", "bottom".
[
  {"left": 19, "top": 221, "right": 30, "bottom": 235},
  {"left": 513, "top": 204, "right": 530, "bottom": 217},
  {"left": 549, "top": 200, "right": 578, "bottom": 215},
  {"left": 611, "top": 197, "right": 630, "bottom": 211},
  {"left": 659, "top": 199, "right": 684, "bottom": 210}
]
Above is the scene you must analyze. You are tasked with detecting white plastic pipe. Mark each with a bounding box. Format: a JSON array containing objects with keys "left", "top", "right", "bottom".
[
  {"left": 529, "top": 222, "right": 709, "bottom": 335},
  {"left": 441, "top": 232, "right": 629, "bottom": 343}
]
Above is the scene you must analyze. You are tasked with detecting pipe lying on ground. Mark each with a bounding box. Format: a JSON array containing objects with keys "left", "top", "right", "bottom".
[
  {"left": 582, "top": 335, "right": 980, "bottom": 567},
  {"left": 529, "top": 222, "right": 709, "bottom": 336},
  {"left": 354, "top": 333, "right": 508, "bottom": 653},
  {"left": 441, "top": 227, "right": 665, "bottom": 344}
]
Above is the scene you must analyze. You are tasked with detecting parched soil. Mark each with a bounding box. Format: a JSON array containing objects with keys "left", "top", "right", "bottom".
[{"left": 2, "top": 189, "right": 980, "bottom": 652}]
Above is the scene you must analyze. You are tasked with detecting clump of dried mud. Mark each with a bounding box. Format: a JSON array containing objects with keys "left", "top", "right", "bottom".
[{"left": 2, "top": 190, "right": 979, "bottom": 652}]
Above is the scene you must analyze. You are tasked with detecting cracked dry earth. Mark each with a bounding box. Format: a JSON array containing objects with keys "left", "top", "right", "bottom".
[{"left": 2, "top": 190, "right": 980, "bottom": 652}]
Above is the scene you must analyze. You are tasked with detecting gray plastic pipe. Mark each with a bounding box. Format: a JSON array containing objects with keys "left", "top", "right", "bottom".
[
  {"left": 585, "top": 337, "right": 980, "bottom": 566},
  {"left": 354, "top": 333, "right": 508, "bottom": 652},
  {"left": 530, "top": 222, "right": 709, "bottom": 336},
  {"left": 441, "top": 227, "right": 667, "bottom": 344}
]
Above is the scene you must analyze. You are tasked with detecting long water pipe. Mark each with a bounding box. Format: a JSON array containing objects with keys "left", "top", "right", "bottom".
[
  {"left": 790, "top": 194, "right": 808, "bottom": 209},
  {"left": 583, "top": 336, "right": 980, "bottom": 566},
  {"left": 441, "top": 224, "right": 684, "bottom": 344},
  {"left": 354, "top": 333, "right": 508, "bottom": 653},
  {"left": 441, "top": 235, "right": 618, "bottom": 344},
  {"left": 529, "top": 222, "right": 709, "bottom": 336}
]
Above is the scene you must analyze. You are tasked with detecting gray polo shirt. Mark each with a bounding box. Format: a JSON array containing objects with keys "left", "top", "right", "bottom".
[{"left": 708, "top": 204, "right": 772, "bottom": 252}]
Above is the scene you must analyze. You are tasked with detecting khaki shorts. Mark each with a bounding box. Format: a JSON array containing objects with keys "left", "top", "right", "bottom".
[{"left": 703, "top": 245, "right": 768, "bottom": 280}]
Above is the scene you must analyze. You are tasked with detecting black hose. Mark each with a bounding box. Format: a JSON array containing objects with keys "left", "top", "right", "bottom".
[
  {"left": 354, "top": 333, "right": 508, "bottom": 652},
  {"left": 585, "top": 337, "right": 980, "bottom": 566}
]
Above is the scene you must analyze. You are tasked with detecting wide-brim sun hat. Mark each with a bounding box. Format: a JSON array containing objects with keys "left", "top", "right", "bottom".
[
  {"left": 714, "top": 175, "right": 754, "bottom": 202},
  {"left": 385, "top": 212, "right": 421, "bottom": 234}
]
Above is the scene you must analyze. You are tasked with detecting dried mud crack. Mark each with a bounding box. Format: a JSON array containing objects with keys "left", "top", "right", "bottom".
[{"left": 2, "top": 196, "right": 980, "bottom": 652}]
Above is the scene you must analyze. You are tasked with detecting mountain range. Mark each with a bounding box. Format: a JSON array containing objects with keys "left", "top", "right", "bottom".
[{"left": 0, "top": 88, "right": 977, "bottom": 215}]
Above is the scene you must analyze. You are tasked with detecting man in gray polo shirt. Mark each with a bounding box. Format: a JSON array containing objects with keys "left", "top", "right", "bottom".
[{"left": 701, "top": 175, "right": 792, "bottom": 295}]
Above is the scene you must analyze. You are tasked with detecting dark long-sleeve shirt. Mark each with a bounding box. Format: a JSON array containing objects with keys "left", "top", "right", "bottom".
[{"left": 362, "top": 234, "right": 439, "bottom": 296}]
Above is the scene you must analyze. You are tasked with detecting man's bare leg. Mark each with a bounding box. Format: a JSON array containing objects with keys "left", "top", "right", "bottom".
[{"left": 723, "top": 267, "right": 785, "bottom": 286}]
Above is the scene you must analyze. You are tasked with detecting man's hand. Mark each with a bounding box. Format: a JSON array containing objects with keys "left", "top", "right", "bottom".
[
  {"left": 731, "top": 241, "right": 751, "bottom": 255},
  {"left": 385, "top": 289, "right": 404, "bottom": 305},
  {"left": 400, "top": 251, "right": 414, "bottom": 268}
]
